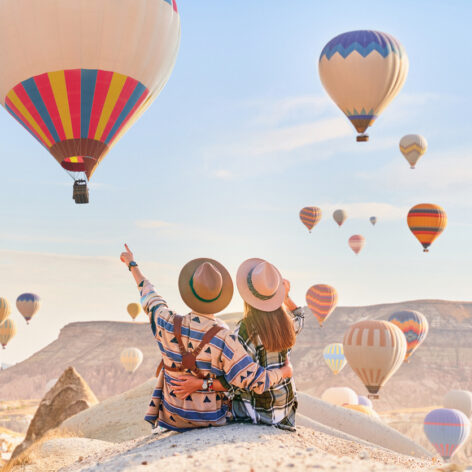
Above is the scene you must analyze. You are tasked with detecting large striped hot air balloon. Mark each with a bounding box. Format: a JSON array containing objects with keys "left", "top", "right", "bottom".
[
  {"left": 16, "top": 293, "right": 41, "bottom": 324},
  {"left": 0, "top": 298, "right": 11, "bottom": 324},
  {"left": 333, "top": 209, "right": 347, "bottom": 227},
  {"left": 348, "top": 235, "right": 365, "bottom": 254},
  {"left": 0, "top": 0, "right": 180, "bottom": 203},
  {"left": 127, "top": 303, "right": 141, "bottom": 321},
  {"left": 343, "top": 320, "right": 407, "bottom": 398},
  {"left": 120, "top": 347, "right": 143, "bottom": 374},
  {"left": 306, "top": 284, "right": 338, "bottom": 327},
  {"left": 424, "top": 408, "right": 470, "bottom": 461},
  {"left": 444, "top": 390, "right": 472, "bottom": 419},
  {"left": 0, "top": 319, "right": 17, "bottom": 349},
  {"left": 323, "top": 343, "right": 347, "bottom": 375},
  {"left": 299, "top": 207, "right": 322, "bottom": 233},
  {"left": 319, "top": 30, "right": 408, "bottom": 142},
  {"left": 399, "top": 134, "right": 428, "bottom": 169},
  {"left": 407, "top": 204, "right": 447, "bottom": 252},
  {"left": 388, "top": 310, "right": 429, "bottom": 362}
]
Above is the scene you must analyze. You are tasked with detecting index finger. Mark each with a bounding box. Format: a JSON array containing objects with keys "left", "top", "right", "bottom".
[{"left": 124, "top": 243, "right": 132, "bottom": 254}]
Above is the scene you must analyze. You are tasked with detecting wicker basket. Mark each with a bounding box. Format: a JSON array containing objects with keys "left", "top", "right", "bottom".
[{"left": 73, "top": 180, "right": 89, "bottom": 204}]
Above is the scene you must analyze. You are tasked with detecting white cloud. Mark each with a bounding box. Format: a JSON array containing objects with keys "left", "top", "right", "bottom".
[
  {"left": 135, "top": 220, "right": 173, "bottom": 229},
  {"left": 212, "top": 169, "right": 232, "bottom": 180}
]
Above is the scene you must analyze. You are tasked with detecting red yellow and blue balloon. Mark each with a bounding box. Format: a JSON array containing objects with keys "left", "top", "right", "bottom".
[
  {"left": 407, "top": 204, "right": 447, "bottom": 252},
  {"left": 306, "top": 284, "right": 338, "bottom": 327},
  {"left": 388, "top": 310, "right": 429, "bottom": 362},
  {"left": 299, "top": 207, "right": 322, "bottom": 233},
  {"left": 16, "top": 293, "right": 41, "bottom": 324}
]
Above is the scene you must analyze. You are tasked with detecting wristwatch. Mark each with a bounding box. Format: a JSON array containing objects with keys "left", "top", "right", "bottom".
[
  {"left": 202, "top": 379, "right": 209, "bottom": 391},
  {"left": 128, "top": 261, "right": 138, "bottom": 271}
]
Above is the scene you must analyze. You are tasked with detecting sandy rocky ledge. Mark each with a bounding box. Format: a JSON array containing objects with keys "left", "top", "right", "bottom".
[{"left": 58, "top": 423, "right": 435, "bottom": 472}]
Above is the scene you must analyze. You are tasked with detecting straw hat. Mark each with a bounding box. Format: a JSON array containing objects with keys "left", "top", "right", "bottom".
[
  {"left": 236, "top": 258, "right": 285, "bottom": 312},
  {"left": 178, "top": 258, "right": 233, "bottom": 314}
]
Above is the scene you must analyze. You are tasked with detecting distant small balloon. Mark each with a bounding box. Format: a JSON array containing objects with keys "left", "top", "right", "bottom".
[
  {"left": 127, "top": 303, "right": 141, "bottom": 321},
  {"left": 0, "top": 318, "right": 17, "bottom": 349},
  {"left": 120, "top": 347, "right": 143, "bottom": 374},
  {"left": 306, "top": 284, "right": 338, "bottom": 327},
  {"left": 323, "top": 343, "right": 346, "bottom": 375},
  {"left": 348, "top": 235, "right": 365, "bottom": 254},
  {"left": 370, "top": 216, "right": 377, "bottom": 226},
  {"left": 444, "top": 390, "right": 472, "bottom": 419},
  {"left": 16, "top": 293, "right": 41, "bottom": 324},
  {"left": 333, "top": 209, "right": 347, "bottom": 227},
  {"left": 358, "top": 395, "right": 373, "bottom": 408},
  {"left": 299, "top": 207, "right": 322, "bottom": 233},
  {"left": 0, "top": 298, "right": 11, "bottom": 324},
  {"left": 407, "top": 204, "right": 447, "bottom": 252},
  {"left": 399, "top": 134, "right": 427, "bottom": 169},
  {"left": 424, "top": 408, "right": 470, "bottom": 461},
  {"left": 321, "top": 387, "right": 358, "bottom": 407}
]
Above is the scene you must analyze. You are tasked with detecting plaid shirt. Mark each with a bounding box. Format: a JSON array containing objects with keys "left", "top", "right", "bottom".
[{"left": 219, "top": 308, "right": 304, "bottom": 431}]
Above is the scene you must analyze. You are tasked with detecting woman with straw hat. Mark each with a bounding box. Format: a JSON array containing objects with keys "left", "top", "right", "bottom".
[
  {"left": 120, "top": 246, "right": 293, "bottom": 432},
  {"left": 173, "top": 258, "right": 304, "bottom": 431}
]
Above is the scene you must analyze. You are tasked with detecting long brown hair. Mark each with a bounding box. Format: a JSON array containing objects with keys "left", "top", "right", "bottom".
[{"left": 243, "top": 302, "right": 296, "bottom": 352}]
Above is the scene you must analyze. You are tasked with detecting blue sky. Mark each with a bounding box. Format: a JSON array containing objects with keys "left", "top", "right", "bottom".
[{"left": 1, "top": 0, "right": 472, "bottom": 364}]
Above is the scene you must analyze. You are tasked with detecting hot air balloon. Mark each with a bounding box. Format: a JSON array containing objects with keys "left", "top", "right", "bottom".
[
  {"left": 343, "top": 404, "right": 379, "bottom": 419},
  {"left": 299, "top": 207, "right": 322, "bottom": 233},
  {"left": 323, "top": 343, "right": 347, "bottom": 375},
  {"left": 120, "top": 347, "right": 143, "bottom": 374},
  {"left": 0, "top": 298, "right": 11, "bottom": 324},
  {"left": 319, "top": 30, "right": 408, "bottom": 142},
  {"left": 321, "top": 387, "right": 358, "bottom": 407},
  {"left": 358, "top": 395, "right": 373, "bottom": 408},
  {"left": 0, "top": 0, "right": 180, "bottom": 203},
  {"left": 444, "top": 390, "right": 472, "bottom": 419},
  {"left": 370, "top": 217, "right": 377, "bottom": 226},
  {"left": 0, "top": 319, "right": 17, "bottom": 349},
  {"left": 424, "top": 408, "right": 470, "bottom": 461},
  {"left": 16, "top": 293, "right": 41, "bottom": 324},
  {"left": 399, "top": 134, "right": 428, "bottom": 169},
  {"left": 407, "top": 204, "right": 447, "bottom": 252},
  {"left": 333, "top": 209, "right": 347, "bottom": 227},
  {"left": 306, "top": 284, "right": 338, "bottom": 327},
  {"left": 343, "top": 320, "right": 406, "bottom": 398},
  {"left": 348, "top": 235, "right": 365, "bottom": 254},
  {"left": 127, "top": 303, "right": 141, "bottom": 321},
  {"left": 387, "top": 310, "right": 429, "bottom": 362}
]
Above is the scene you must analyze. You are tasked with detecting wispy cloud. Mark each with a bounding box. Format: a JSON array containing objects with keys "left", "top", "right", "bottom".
[{"left": 135, "top": 220, "right": 173, "bottom": 229}]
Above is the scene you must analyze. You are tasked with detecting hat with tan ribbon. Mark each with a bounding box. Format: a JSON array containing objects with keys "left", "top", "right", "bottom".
[
  {"left": 236, "top": 258, "right": 285, "bottom": 312},
  {"left": 178, "top": 258, "right": 233, "bottom": 314}
]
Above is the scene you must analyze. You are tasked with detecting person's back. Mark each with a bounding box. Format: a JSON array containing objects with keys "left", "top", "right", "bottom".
[{"left": 120, "top": 246, "right": 292, "bottom": 432}]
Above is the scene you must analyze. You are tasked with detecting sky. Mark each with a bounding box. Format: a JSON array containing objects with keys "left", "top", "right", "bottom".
[{"left": 1, "top": 0, "right": 472, "bottom": 365}]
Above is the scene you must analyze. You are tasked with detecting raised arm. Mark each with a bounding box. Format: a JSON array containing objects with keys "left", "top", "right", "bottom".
[
  {"left": 283, "top": 278, "right": 304, "bottom": 335},
  {"left": 120, "top": 244, "right": 145, "bottom": 286}
]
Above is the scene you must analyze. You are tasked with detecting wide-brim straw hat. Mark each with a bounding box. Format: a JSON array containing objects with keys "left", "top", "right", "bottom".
[
  {"left": 236, "top": 258, "right": 285, "bottom": 312},
  {"left": 178, "top": 258, "right": 233, "bottom": 314}
]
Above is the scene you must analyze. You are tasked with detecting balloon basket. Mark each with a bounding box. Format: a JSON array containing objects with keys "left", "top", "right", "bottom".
[
  {"left": 368, "top": 394, "right": 379, "bottom": 400},
  {"left": 73, "top": 180, "right": 89, "bottom": 204},
  {"left": 423, "top": 248, "right": 429, "bottom": 253},
  {"left": 356, "top": 134, "right": 369, "bottom": 142}
]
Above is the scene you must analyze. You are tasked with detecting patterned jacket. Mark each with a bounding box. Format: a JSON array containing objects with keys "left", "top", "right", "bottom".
[
  {"left": 139, "top": 279, "right": 284, "bottom": 432},
  {"left": 219, "top": 308, "right": 304, "bottom": 430}
]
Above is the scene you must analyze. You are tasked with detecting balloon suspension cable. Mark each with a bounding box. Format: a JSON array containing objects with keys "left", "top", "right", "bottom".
[{"left": 356, "top": 134, "right": 369, "bottom": 142}]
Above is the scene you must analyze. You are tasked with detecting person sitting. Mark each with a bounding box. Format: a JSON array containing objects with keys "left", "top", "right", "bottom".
[
  {"left": 172, "top": 258, "right": 304, "bottom": 431},
  {"left": 120, "top": 245, "right": 293, "bottom": 432}
]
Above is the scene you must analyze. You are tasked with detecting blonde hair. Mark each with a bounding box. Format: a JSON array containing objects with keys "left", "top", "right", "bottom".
[{"left": 243, "top": 302, "right": 296, "bottom": 352}]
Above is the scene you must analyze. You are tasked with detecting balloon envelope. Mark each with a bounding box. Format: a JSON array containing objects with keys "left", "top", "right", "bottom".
[
  {"left": 407, "top": 204, "right": 447, "bottom": 252},
  {"left": 370, "top": 217, "right": 377, "bottom": 226},
  {"left": 321, "top": 387, "right": 358, "bottom": 407},
  {"left": 400, "top": 134, "right": 428, "bottom": 169},
  {"left": 0, "top": 318, "right": 17, "bottom": 349},
  {"left": 0, "top": 0, "right": 180, "bottom": 183},
  {"left": 349, "top": 235, "right": 365, "bottom": 254},
  {"left": 424, "top": 408, "right": 470, "bottom": 461},
  {"left": 343, "top": 320, "right": 406, "bottom": 397},
  {"left": 299, "top": 207, "right": 322, "bottom": 232},
  {"left": 344, "top": 404, "right": 379, "bottom": 419},
  {"left": 333, "top": 209, "right": 347, "bottom": 227},
  {"left": 323, "top": 343, "right": 346, "bottom": 375},
  {"left": 306, "top": 284, "right": 338, "bottom": 327},
  {"left": 358, "top": 395, "right": 373, "bottom": 408},
  {"left": 444, "top": 390, "right": 472, "bottom": 419},
  {"left": 387, "top": 310, "right": 429, "bottom": 362},
  {"left": 120, "top": 347, "right": 143, "bottom": 373},
  {"left": 0, "top": 298, "right": 11, "bottom": 324},
  {"left": 319, "top": 30, "right": 408, "bottom": 141},
  {"left": 16, "top": 293, "right": 41, "bottom": 324},
  {"left": 127, "top": 303, "right": 141, "bottom": 320}
]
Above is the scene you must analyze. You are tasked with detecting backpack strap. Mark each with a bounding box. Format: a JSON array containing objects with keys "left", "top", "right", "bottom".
[
  {"left": 194, "top": 324, "right": 223, "bottom": 357},
  {"left": 173, "top": 315, "right": 187, "bottom": 356}
]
